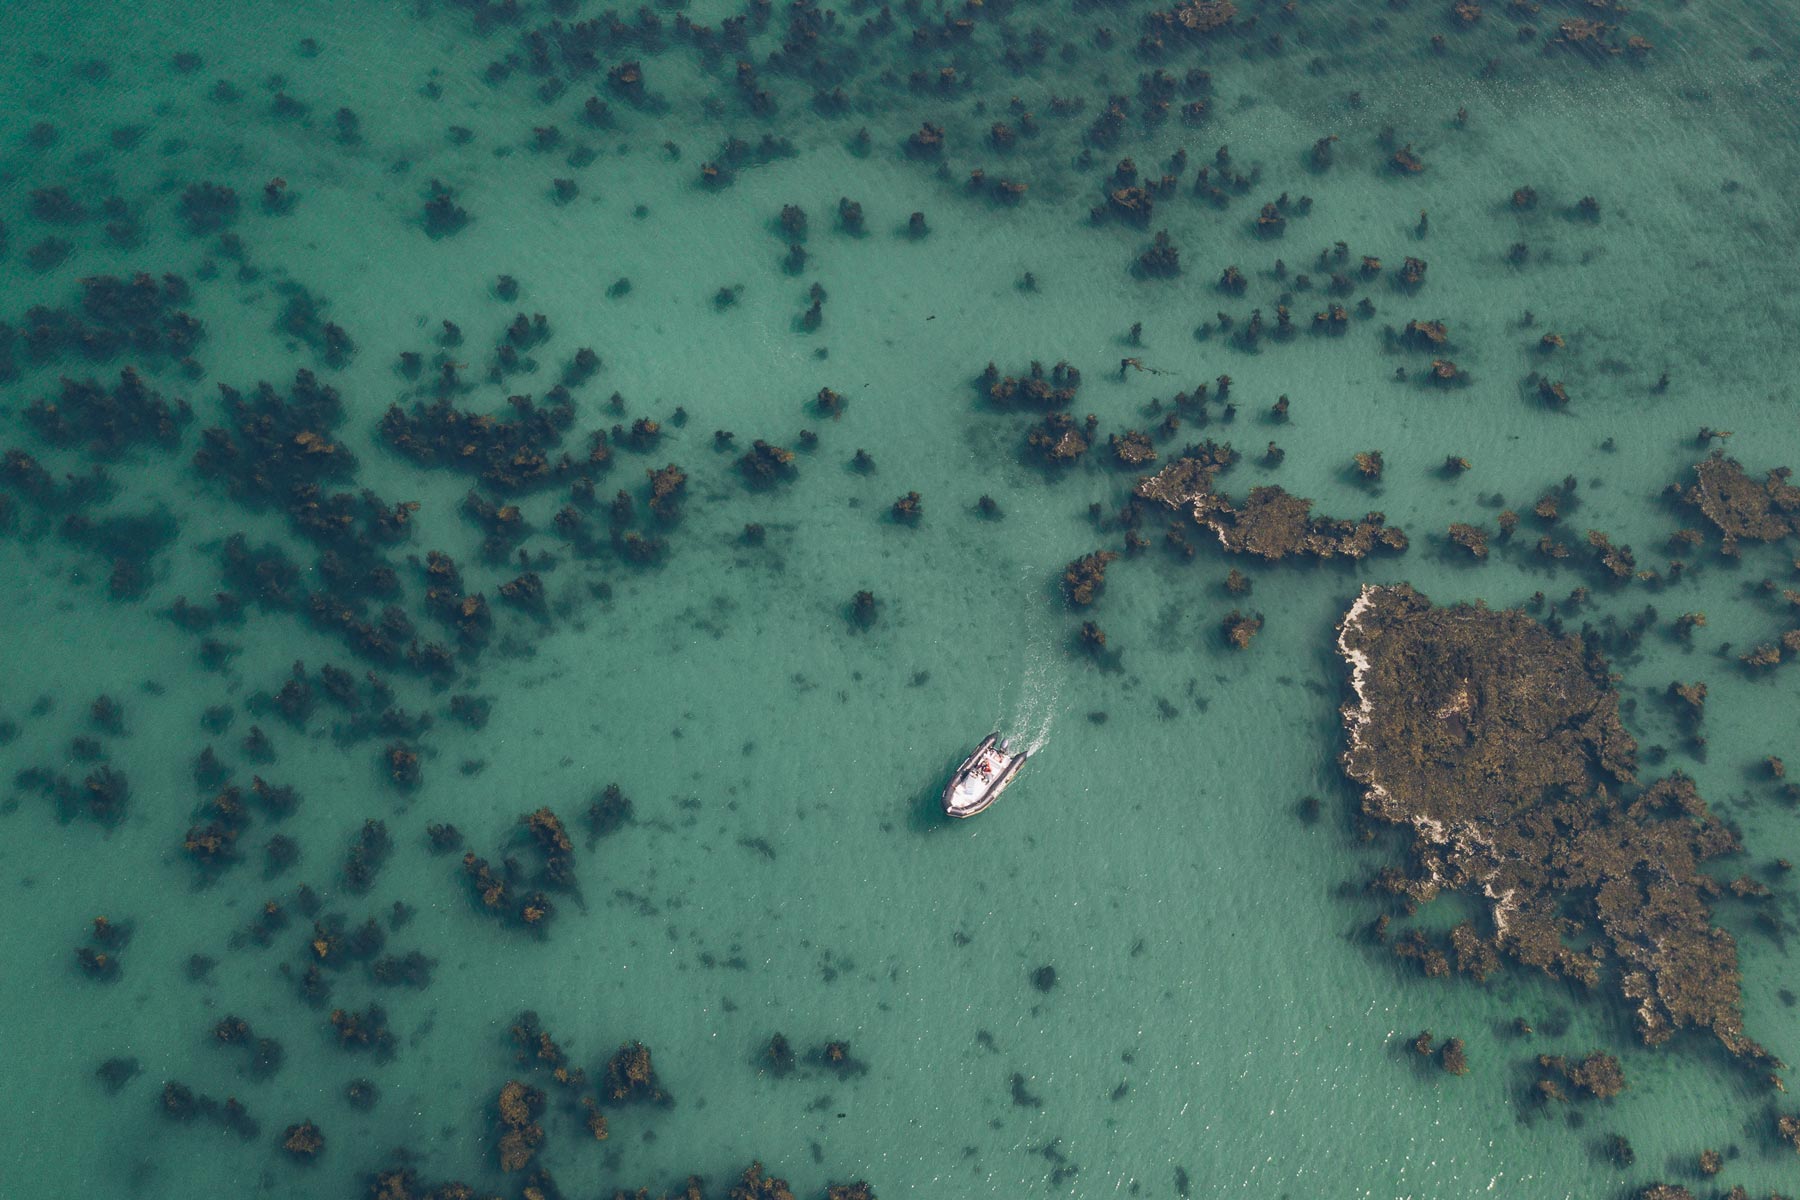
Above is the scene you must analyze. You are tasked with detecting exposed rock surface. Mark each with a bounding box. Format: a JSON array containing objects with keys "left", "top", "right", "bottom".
[
  {"left": 1671, "top": 452, "right": 1799, "bottom": 548},
  {"left": 1138, "top": 456, "right": 1407, "bottom": 560},
  {"left": 1337, "top": 584, "right": 1780, "bottom": 1073}
]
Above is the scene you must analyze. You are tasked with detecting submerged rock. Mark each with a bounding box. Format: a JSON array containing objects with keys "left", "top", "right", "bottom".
[{"left": 1533, "top": 1051, "right": 1625, "bottom": 1100}]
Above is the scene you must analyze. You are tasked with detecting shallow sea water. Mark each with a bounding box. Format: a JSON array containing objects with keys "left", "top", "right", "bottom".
[{"left": 1, "top": 1, "right": 1797, "bottom": 1198}]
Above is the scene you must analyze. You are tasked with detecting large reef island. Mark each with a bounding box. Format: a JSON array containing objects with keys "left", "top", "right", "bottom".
[{"left": 1336, "top": 584, "right": 1781, "bottom": 1077}]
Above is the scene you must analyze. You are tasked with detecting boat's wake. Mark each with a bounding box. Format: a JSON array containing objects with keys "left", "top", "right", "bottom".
[
  {"left": 1000, "top": 572, "right": 1061, "bottom": 757},
  {"left": 1012, "top": 652, "right": 1057, "bottom": 757}
]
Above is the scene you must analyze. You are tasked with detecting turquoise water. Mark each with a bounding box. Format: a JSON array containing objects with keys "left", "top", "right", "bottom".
[{"left": 1, "top": 2, "right": 1797, "bottom": 1197}]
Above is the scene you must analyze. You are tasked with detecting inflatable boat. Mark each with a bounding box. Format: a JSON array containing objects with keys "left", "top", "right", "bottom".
[{"left": 942, "top": 733, "right": 1027, "bottom": 818}]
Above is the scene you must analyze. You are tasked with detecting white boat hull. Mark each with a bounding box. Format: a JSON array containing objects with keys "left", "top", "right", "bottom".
[{"left": 943, "top": 733, "right": 1027, "bottom": 818}]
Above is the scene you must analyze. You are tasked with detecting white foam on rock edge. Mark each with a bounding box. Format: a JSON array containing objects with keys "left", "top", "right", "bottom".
[
  {"left": 1335, "top": 583, "right": 1389, "bottom": 810},
  {"left": 1338, "top": 585, "right": 1506, "bottom": 932}
]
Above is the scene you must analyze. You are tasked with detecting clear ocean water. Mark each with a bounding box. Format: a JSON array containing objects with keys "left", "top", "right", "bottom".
[{"left": 1, "top": 2, "right": 1796, "bottom": 1198}]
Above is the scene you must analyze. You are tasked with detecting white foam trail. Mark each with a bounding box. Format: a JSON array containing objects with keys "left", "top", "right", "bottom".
[
  {"left": 1020, "top": 676, "right": 1056, "bottom": 756},
  {"left": 1018, "top": 632, "right": 1059, "bottom": 756},
  {"left": 1001, "top": 564, "right": 1059, "bottom": 757}
]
